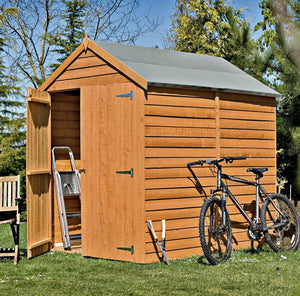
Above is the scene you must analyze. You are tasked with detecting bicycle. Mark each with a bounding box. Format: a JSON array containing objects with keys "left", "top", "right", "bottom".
[{"left": 187, "top": 156, "right": 300, "bottom": 265}]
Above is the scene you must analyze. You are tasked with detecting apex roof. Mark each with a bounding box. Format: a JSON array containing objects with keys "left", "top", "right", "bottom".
[
  {"left": 94, "top": 41, "right": 280, "bottom": 98},
  {"left": 40, "top": 37, "right": 280, "bottom": 98}
]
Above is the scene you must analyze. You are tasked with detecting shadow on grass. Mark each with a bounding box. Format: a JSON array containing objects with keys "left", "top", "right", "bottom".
[
  {"left": 20, "top": 248, "right": 27, "bottom": 257},
  {"left": 197, "top": 256, "right": 211, "bottom": 266},
  {"left": 241, "top": 244, "right": 273, "bottom": 255},
  {"left": 196, "top": 244, "right": 275, "bottom": 266}
]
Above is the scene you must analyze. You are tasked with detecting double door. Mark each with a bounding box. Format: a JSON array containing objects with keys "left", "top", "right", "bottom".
[{"left": 27, "top": 83, "right": 145, "bottom": 262}]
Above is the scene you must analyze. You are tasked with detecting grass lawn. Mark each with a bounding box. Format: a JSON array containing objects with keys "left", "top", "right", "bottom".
[{"left": 0, "top": 224, "right": 300, "bottom": 296}]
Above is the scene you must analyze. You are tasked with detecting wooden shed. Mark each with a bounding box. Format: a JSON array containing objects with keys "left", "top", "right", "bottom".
[{"left": 26, "top": 36, "right": 280, "bottom": 263}]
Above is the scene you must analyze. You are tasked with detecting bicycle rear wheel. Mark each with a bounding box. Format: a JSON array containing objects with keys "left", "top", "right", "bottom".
[
  {"left": 199, "top": 196, "right": 232, "bottom": 265},
  {"left": 261, "top": 194, "right": 300, "bottom": 252}
]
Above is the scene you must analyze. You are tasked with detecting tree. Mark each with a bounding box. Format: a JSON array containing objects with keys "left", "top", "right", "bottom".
[
  {"left": 0, "top": 25, "right": 26, "bottom": 196},
  {"left": 255, "top": 0, "right": 300, "bottom": 198},
  {"left": 168, "top": 0, "right": 265, "bottom": 81},
  {"left": 49, "top": 0, "right": 87, "bottom": 70},
  {"left": 276, "top": 96, "right": 300, "bottom": 195},
  {"left": 255, "top": 0, "right": 300, "bottom": 96},
  {"left": 0, "top": 0, "right": 159, "bottom": 210},
  {"left": 0, "top": 0, "right": 159, "bottom": 88}
]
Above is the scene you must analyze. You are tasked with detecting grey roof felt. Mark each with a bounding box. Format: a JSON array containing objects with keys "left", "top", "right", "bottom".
[{"left": 95, "top": 41, "right": 280, "bottom": 97}]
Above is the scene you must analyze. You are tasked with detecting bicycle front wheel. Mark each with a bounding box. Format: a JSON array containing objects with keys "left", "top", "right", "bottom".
[
  {"left": 199, "top": 196, "right": 232, "bottom": 265},
  {"left": 261, "top": 194, "right": 300, "bottom": 252}
]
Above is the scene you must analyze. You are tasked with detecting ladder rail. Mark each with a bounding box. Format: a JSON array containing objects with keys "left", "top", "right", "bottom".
[
  {"left": 53, "top": 171, "right": 71, "bottom": 249},
  {"left": 51, "top": 146, "right": 81, "bottom": 249},
  {"left": 52, "top": 146, "right": 79, "bottom": 172},
  {"left": 68, "top": 149, "right": 77, "bottom": 171}
]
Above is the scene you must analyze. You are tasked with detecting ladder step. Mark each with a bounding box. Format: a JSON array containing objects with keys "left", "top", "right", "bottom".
[
  {"left": 69, "top": 234, "right": 81, "bottom": 241},
  {"left": 63, "top": 192, "right": 80, "bottom": 197},
  {"left": 66, "top": 212, "right": 81, "bottom": 219}
]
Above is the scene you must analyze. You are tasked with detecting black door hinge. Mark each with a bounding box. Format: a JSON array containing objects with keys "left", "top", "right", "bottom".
[
  {"left": 117, "top": 245, "right": 134, "bottom": 255},
  {"left": 116, "top": 168, "right": 134, "bottom": 178}
]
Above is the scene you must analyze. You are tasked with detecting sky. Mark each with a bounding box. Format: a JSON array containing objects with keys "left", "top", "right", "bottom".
[{"left": 135, "top": 0, "right": 263, "bottom": 48}]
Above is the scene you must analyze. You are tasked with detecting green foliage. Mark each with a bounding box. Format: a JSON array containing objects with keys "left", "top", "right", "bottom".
[
  {"left": 255, "top": 0, "right": 300, "bottom": 92},
  {"left": 49, "top": 0, "right": 87, "bottom": 70},
  {"left": 168, "top": 0, "right": 268, "bottom": 82},
  {"left": 277, "top": 95, "right": 300, "bottom": 197},
  {"left": 296, "top": 156, "right": 300, "bottom": 195},
  {"left": 256, "top": 0, "right": 300, "bottom": 197},
  {"left": 255, "top": 0, "right": 277, "bottom": 51},
  {"left": 0, "top": 28, "right": 26, "bottom": 200},
  {"left": 169, "top": 0, "right": 243, "bottom": 56}
]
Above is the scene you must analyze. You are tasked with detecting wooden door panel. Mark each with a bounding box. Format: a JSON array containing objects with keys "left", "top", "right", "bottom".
[
  {"left": 27, "top": 88, "right": 52, "bottom": 258},
  {"left": 81, "top": 83, "right": 145, "bottom": 262}
]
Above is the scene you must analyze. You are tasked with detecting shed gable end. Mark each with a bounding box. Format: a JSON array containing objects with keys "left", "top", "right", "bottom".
[{"left": 47, "top": 50, "right": 130, "bottom": 92}]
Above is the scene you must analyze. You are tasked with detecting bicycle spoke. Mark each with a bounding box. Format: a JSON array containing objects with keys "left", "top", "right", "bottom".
[
  {"left": 261, "top": 194, "right": 300, "bottom": 252},
  {"left": 199, "top": 196, "right": 232, "bottom": 265}
]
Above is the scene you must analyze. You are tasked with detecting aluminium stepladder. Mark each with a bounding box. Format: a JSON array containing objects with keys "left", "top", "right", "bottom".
[{"left": 52, "top": 146, "right": 81, "bottom": 249}]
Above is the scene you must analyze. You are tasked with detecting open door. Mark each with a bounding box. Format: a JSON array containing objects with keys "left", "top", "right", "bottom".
[{"left": 27, "top": 88, "right": 52, "bottom": 258}]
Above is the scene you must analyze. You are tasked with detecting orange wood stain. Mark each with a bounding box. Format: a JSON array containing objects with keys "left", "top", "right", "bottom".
[{"left": 27, "top": 40, "right": 277, "bottom": 263}]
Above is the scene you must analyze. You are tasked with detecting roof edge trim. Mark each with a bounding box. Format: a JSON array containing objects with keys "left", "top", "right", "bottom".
[
  {"left": 148, "top": 82, "right": 281, "bottom": 98},
  {"left": 87, "top": 40, "right": 148, "bottom": 90},
  {"left": 39, "top": 37, "right": 148, "bottom": 92}
]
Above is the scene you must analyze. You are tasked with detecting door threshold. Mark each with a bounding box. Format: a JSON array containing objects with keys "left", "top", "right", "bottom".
[{"left": 52, "top": 245, "right": 82, "bottom": 254}]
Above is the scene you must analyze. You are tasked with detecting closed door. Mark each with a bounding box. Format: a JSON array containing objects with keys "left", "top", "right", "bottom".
[{"left": 80, "top": 82, "right": 145, "bottom": 262}]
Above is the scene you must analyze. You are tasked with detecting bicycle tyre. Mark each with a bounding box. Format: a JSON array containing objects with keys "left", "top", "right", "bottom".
[
  {"left": 261, "top": 193, "right": 300, "bottom": 252},
  {"left": 199, "top": 196, "right": 232, "bottom": 265}
]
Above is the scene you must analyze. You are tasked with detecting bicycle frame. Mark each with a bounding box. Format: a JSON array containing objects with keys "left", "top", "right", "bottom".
[{"left": 212, "top": 169, "right": 285, "bottom": 230}]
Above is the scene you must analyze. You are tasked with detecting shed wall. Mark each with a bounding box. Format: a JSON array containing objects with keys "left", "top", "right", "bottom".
[
  {"left": 144, "top": 87, "right": 217, "bottom": 262},
  {"left": 219, "top": 92, "right": 276, "bottom": 249},
  {"left": 144, "top": 87, "right": 276, "bottom": 263},
  {"left": 51, "top": 91, "right": 80, "bottom": 158}
]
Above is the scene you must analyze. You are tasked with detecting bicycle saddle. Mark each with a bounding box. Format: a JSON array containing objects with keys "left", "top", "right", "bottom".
[{"left": 247, "top": 167, "right": 268, "bottom": 178}]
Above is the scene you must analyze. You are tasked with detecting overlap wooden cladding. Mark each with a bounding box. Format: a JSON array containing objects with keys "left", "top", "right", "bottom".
[{"left": 26, "top": 36, "right": 279, "bottom": 263}]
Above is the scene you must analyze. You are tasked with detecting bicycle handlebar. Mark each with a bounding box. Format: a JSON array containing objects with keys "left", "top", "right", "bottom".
[
  {"left": 222, "top": 156, "right": 246, "bottom": 163},
  {"left": 187, "top": 160, "right": 205, "bottom": 168},
  {"left": 187, "top": 156, "right": 246, "bottom": 168}
]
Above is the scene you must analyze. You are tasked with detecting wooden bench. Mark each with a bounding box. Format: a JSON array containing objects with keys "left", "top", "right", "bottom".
[{"left": 0, "top": 175, "right": 23, "bottom": 264}]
